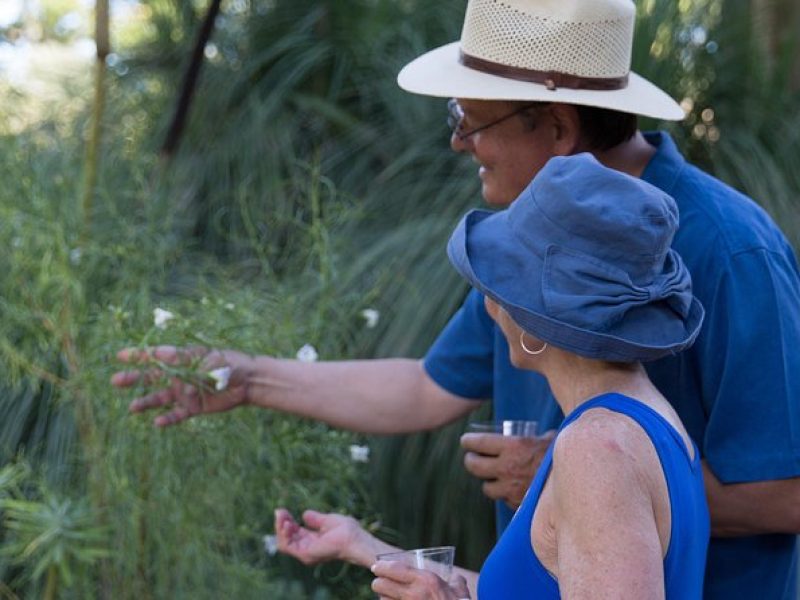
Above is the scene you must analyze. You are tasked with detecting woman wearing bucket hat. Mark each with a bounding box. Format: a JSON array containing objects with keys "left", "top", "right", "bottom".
[
  {"left": 274, "top": 155, "right": 709, "bottom": 599},
  {"left": 113, "top": 0, "right": 800, "bottom": 596},
  {"left": 370, "top": 154, "right": 709, "bottom": 599}
]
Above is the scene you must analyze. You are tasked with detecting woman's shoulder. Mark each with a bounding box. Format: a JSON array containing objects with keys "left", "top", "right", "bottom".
[{"left": 552, "top": 407, "right": 659, "bottom": 486}]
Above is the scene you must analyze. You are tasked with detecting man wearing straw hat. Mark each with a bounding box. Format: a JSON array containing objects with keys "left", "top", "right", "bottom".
[
  {"left": 394, "top": 1, "right": 800, "bottom": 597},
  {"left": 113, "top": 0, "right": 800, "bottom": 596}
]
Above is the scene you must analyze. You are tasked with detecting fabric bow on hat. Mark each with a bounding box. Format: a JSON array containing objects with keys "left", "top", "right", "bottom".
[{"left": 542, "top": 245, "right": 692, "bottom": 332}]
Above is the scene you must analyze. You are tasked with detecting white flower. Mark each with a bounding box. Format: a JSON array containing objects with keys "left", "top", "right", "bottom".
[
  {"left": 153, "top": 308, "right": 175, "bottom": 330},
  {"left": 69, "top": 248, "right": 82, "bottom": 265},
  {"left": 263, "top": 534, "right": 278, "bottom": 556},
  {"left": 208, "top": 366, "right": 232, "bottom": 392},
  {"left": 349, "top": 444, "right": 370, "bottom": 463},
  {"left": 225, "top": 302, "right": 235, "bottom": 310},
  {"left": 360, "top": 308, "right": 380, "bottom": 329},
  {"left": 296, "top": 343, "right": 318, "bottom": 363}
]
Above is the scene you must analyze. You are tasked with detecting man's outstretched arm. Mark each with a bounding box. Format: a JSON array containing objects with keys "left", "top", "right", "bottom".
[{"left": 112, "top": 346, "right": 478, "bottom": 433}]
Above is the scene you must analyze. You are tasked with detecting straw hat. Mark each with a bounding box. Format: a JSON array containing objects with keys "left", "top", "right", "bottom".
[
  {"left": 398, "top": 0, "right": 684, "bottom": 121},
  {"left": 447, "top": 154, "right": 704, "bottom": 362}
]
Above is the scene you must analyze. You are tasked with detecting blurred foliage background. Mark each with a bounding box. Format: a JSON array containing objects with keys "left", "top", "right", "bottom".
[{"left": 0, "top": 0, "right": 798, "bottom": 597}]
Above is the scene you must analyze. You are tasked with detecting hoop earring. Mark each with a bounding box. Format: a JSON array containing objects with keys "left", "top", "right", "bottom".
[{"left": 520, "top": 332, "right": 547, "bottom": 355}]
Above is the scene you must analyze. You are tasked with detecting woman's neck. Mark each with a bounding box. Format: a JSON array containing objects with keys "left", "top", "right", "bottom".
[{"left": 542, "top": 351, "right": 656, "bottom": 416}]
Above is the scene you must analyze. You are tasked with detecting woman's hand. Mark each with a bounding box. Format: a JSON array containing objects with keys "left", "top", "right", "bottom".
[
  {"left": 274, "top": 509, "right": 374, "bottom": 566},
  {"left": 111, "top": 346, "right": 253, "bottom": 427},
  {"left": 371, "top": 560, "right": 470, "bottom": 600}
]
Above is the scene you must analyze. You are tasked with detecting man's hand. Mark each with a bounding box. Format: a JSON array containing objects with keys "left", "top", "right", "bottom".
[
  {"left": 460, "top": 430, "right": 556, "bottom": 508},
  {"left": 371, "top": 561, "right": 470, "bottom": 600},
  {"left": 110, "top": 346, "right": 253, "bottom": 427}
]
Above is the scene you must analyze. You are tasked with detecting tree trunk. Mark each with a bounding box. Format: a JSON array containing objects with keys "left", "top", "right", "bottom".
[
  {"left": 160, "top": 0, "right": 223, "bottom": 159},
  {"left": 751, "top": 0, "right": 800, "bottom": 91},
  {"left": 782, "top": 0, "right": 800, "bottom": 91},
  {"left": 80, "top": 0, "right": 110, "bottom": 237},
  {"left": 43, "top": 565, "right": 58, "bottom": 600}
]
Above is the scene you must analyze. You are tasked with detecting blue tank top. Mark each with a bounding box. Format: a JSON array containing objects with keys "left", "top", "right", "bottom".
[{"left": 477, "top": 393, "right": 709, "bottom": 599}]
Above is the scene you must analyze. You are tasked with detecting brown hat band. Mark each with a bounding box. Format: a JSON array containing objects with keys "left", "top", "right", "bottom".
[{"left": 459, "top": 51, "right": 629, "bottom": 91}]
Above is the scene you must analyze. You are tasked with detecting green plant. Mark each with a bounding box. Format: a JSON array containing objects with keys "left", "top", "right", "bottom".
[
  {"left": 0, "top": 119, "right": 381, "bottom": 597},
  {"left": 1, "top": 490, "right": 109, "bottom": 600}
]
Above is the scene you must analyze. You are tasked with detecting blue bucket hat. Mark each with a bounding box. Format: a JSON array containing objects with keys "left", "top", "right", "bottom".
[{"left": 447, "top": 153, "right": 704, "bottom": 362}]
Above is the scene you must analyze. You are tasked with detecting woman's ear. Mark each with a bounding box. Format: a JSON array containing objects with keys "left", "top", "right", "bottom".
[{"left": 548, "top": 104, "right": 582, "bottom": 156}]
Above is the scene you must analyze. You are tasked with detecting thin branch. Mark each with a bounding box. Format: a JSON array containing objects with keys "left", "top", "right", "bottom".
[
  {"left": 160, "top": 0, "right": 223, "bottom": 159},
  {"left": 80, "top": 0, "right": 110, "bottom": 241}
]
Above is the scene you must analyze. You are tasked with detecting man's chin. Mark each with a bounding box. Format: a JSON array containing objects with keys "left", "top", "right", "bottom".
[{"left": 481, "top": 186, "right": 514, "bottom": 208}]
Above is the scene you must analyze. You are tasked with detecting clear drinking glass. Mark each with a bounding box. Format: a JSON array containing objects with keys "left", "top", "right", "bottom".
[
  {"left": 376, "top": 546, "right": 456, "bottom": 580},
  {"left": 467, "top": 419, "right": 539, "bottom": 437}
]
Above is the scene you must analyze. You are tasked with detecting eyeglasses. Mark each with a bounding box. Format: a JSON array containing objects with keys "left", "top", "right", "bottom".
[{"left": 447, "top": 99, "right": 542, "bottom": 140}]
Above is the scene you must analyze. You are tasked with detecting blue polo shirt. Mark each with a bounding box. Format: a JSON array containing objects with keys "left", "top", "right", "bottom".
[{"left": 424, "top": 132, "right": 800, "bottom": 599}]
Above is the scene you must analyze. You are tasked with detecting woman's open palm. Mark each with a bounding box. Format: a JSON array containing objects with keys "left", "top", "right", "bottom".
[{"left": 274, "top": 509, "right": 365, "bottom": 565}]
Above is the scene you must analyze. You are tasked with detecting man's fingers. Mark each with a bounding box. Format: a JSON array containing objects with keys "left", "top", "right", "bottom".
[
  {"left": 128, "top": 389, "right": 174, "bottom": 413},
  {"left": 116, "top": 346, "right": 172, "bottom": 364},
  {"left": 481, "top": 479, "right": 506, "bottom": 501},
  {"left": 110, "top": 370, "right": 141, "bottom": 388},
  {"left": 153, "top": 405, "right": 192, "bottom": 428},
  {"left": 463, "top": 451, "right": 499, "bottom": 479},
  {"left": 116, "top": 345, "right": 206, "bottom": 366},
  {"left": 115, "top": 347, "right": 146, "bottom": 364},
  {"left": 460, "top": 432, "right": 507, "bottom": 455},
  {"left": 539, "top": 429, "right": 557, "bottom": 445},
  {"left": 112, "top": 368, "right": 167, "bottom": 389},
  {"left": 462, "top": 432, "right": 553, "bottom": 456}
]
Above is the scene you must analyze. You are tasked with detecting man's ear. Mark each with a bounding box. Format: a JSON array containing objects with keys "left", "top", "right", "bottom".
[{"left": 548, "top": 104, "right": 582, "bottom": 156}]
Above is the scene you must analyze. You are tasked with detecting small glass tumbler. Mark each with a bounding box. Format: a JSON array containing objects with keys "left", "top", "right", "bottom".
[
  {"left": 376, "top": 546, "right": 455, "bottom": 580},
  {"left": 467, "top": 420, "right": 539, "bottom": 437}
]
